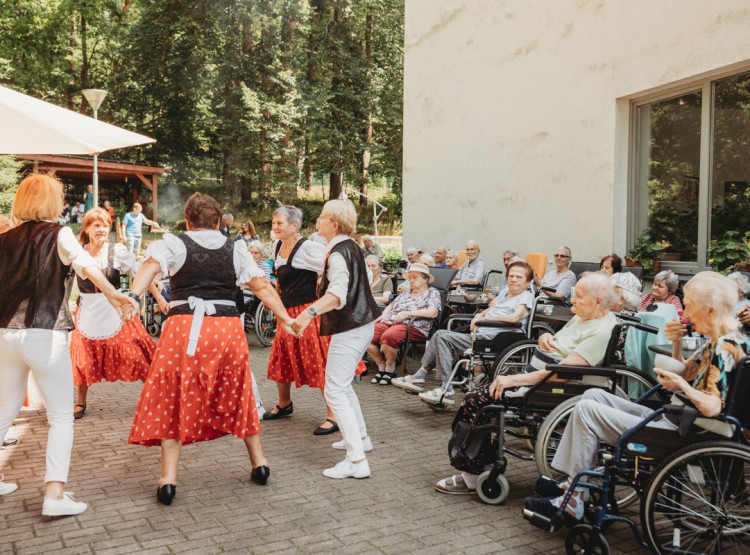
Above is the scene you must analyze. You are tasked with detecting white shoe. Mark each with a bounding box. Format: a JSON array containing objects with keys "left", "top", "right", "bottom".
[
  {"left": 0, "top": 474, "right": 18, "bottom": 496},
  {"left": 391, "top": 375, "right": 425, "bottom": 393},
  {"left": 419, "top": 387, "right": 455, "bottom": 405},
  {"left": 323, "top": 459, "right": 371, "bottom": 479},
  {"left": 42, "top": 492, "right": 87, "bottom": 517},
  {"left": 332, "top": 435, "right": 373, "bottom": 452}
]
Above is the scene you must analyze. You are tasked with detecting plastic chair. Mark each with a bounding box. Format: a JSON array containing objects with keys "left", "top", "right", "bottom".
[
  {"left": 525, "top": 253, "right": 547, "bottom": 279},
  {"left": 456, "top": 250, "right": 468, "bottom": 267}
]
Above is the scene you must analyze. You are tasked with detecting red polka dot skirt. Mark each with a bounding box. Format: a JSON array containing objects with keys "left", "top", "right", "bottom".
[
  {"left": 70, "top": 309, "right": 155, "bottom": 386},
  {"left": 128, "top": 315, "right": 260, "bottom": 447}
]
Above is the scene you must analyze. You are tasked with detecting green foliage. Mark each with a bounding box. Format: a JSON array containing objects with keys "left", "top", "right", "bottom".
[
  {"left": 0, "top": 155, "right": 22, "bottom": 214},
  {"left": 707, "top": 231, "right": 750, "bottom": 273},
  {"left": 627, "top": 232, "right": 666, "bottom": 273},
  {"left": 381, "top": 242, "right": 402, "bottom": 273}
]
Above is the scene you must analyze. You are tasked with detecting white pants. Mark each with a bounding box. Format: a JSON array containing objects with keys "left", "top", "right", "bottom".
[
  {"left": 0, "top": 329, "right": 75, "bottom": 483},
  {"left": 324, "top": 321, "right": 375, "bottom": 462}
]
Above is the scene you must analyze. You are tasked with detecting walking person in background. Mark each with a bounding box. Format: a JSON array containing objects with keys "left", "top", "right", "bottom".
[
  {"left": 220, "top": 213, "right": 234, "bottom": 238},
  {"left": 264, "top": 205, "right": 339, "bottom": 435},
  {"left": 127, "top": 193, "right": 292, "bottom": 505},
  {"left": 235, "top": 219, "right": 259, "bottom": 246},
  {"left": 291, "top": 199, "right": 380, "bottom": 479},
  {"left": 121, "top": 202, "right": 160, "bottom": 256},
  {"left": 69, "top": 208, "right": 156, "bottom": 420},
  {"left": 82, "top": 184, "right": 94, "bottom": 213},
  {"left": 0, "top": 174, "right": 136, "bottom": 516}
]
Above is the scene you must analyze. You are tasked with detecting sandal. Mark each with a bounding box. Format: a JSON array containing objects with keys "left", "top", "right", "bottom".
[
  {"left": 73, "top": 404, "right": 86, "bottom": 420},
  {"left": 377, "top": 371, "right": 396, "bottom": 385},
  {"left": 313, "top": 418, "right": 340, "bottom": 436},
  {"left": 370, "top": 372, "right": 384, "bottom": 384},
  {"left": 262, "top": 402, "right": 293, "bottom": 421}
]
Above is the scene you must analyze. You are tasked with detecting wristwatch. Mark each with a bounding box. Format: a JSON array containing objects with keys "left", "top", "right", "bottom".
[
  {"left": 128, "top": 292, "right": 141, "bottom": 303},
  {"left": 307, "top": 306, "right": 318, "bottom": 317}
]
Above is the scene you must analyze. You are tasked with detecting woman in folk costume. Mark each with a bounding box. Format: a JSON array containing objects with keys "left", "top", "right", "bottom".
[
  {"left": 127, "top": 193, "right": 292, "bottom": 506},
  {"left": 263, "top": 205, "right": 339, "bottom": 435},
  {"left": 69, "top": 208, "right": 155, "bottom": 419}
]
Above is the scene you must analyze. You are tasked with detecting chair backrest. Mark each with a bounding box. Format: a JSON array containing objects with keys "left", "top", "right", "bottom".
[
  {"left": 569, "top": 261, "right": 600, "bottom": 279},
  {"left": 725, "top": 356, "right": 750, "bottom": 429},
  {"left": 482, "top": 269, "right": 504, "bottom": 291},
  {"left": 429, "top": 267, "right": 459, "bottom": 292},
  {"left": 456, "top": 250, "right": 468, "bottom": 267},
  {"left": 623, "top": 265, "right": 644, "bottom": 281}
]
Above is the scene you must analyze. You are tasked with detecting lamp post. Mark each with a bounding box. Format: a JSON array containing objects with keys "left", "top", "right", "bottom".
[
  {"left": 82, "top": 89, "right": 108, "bottom": 208},
  {"left": 341, "top": 188, "right": 387, "bottom": 240}
]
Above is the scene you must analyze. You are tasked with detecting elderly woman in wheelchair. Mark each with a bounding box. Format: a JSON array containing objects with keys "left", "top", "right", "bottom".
[
  {"left": 392, "top": 261, "right": 535, "bottom": 405},
  {"left": 524, "top": 272, "right": 750, "bottom": 535},
  {"left": 435, "top": 272, "right": 619, "bottom": 495}
]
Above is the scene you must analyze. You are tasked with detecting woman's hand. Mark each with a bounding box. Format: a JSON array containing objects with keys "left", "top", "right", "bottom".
[
  {"left": 654, "top": 367, "right": 689, "bottom": 393},
  {"left": 291, "top": 312, "right": 313, "bottom": 336},
  {"left": 392, "top": 311, "right": 413, "bottom": 324},
  {"left": 157, "top": 298, "right": 170, "bottom": 314},
  {"left": 664, "top": 320, "right": 688, "bottom": 343},
  {"left": 537, "top": 333, "right": 556, "bottom": 353},
  {"left": 489, "top": 376, "right": 507, "bottom": 400},
  {"left": 106, "top": 290, "right": 139, "bottom": 321}
]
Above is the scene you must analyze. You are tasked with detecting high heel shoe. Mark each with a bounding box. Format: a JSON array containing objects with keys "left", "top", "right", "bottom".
[
  {"left": 250, "top": 465, "right": 270, "bottom": 485},
  {"left": 262, "top": 402, "right": 293, "bottom": 421},
  {"left": 156, "top": 484, "right": 176, "bottom": 506}
]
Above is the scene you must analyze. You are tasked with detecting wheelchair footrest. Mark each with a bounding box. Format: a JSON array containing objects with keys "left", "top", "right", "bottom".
[{"left": 523, "top": 509, "right": 559, "bottom": 532}]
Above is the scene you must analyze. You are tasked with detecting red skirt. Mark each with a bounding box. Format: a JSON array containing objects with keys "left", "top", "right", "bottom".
[
  {"left": 70, "top": 310, "right": 155, "bottom": 386},
  {"left": 267, "top": 303, "right": 330, "bottom": 388},
  {"left": 128, "top": 315, "right": 260, "bottom": 447}
]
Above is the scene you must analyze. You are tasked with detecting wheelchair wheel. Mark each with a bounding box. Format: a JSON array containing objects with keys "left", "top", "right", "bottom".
[
  {"left": 491, "top": 339, "right": 537, "bottom": 379},
  {"left": 476, "top": 471, "right": 510, "bottom": 505},
  {"left": 254, "top": 301, "right": 276, "bottom": 347},
  {"left": 611, "top": 365, "right": 661, "bottom": 402},
  {"left": 565, "top": 524, "right": 609, "bottom": 555},
  {"left": 641, "top": 440, "right": 750, "bottom": 555},
  {"left": 531, "top": 321, "right": 556, "bottom": 340}
]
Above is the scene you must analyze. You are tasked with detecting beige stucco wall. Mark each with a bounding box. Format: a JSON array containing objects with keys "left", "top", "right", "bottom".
[{"left": 403, "top": 0, "right": 750, "bottom": 270}]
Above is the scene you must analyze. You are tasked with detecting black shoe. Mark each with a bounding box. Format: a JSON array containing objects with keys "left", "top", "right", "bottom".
[
  {"left": 313, "top": 419, "right": 340, "bottom": 436},
  {"left": 156, "top": 484, "right": 176, "bottom": 506},
  {"left": 251, "top": 465, "right": 270, "bottom": 485},
  {"left": 262, "top": 402, "right": 293, "bottom": 420},
  {"left": 534, "top": 476, "right": 565, "bottom": 498},
  {"left": 524, "top": 496, "right": 581, "bottom": 528}
]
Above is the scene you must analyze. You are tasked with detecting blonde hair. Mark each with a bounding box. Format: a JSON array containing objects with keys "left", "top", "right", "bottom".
[
  {"left": 320, "top": 199, "right": 357, "bottom": 236},
  {"left": 12, "top": 174, "right": 65, "bottom": 225},
  {"left": 79, "top": 207, "right": 112, "bottom": 245}
]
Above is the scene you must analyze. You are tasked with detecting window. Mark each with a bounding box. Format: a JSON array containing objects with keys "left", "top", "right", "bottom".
[{"left": 631, "top": 69, "right": 750, "bottom": 270}]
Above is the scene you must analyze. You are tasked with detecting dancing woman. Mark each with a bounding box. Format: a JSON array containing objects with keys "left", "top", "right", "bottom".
[
  {"left": 264, "top": 206, "right": 338, "bottom": 435},
  {"left": 69, "top": 208, "right": 156, "bottom": 419},
  {"left": 292, "top": 199, "right": 380, "bottom": 479},
  {"left": 0, "top": 174, "right": 136, "bottom": 516},
  {"left": 127, "top": 193, "right": 292, "bottom": 505}
]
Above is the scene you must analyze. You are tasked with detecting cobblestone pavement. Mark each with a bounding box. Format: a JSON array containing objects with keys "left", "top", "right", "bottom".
[{"left": 1, "top": 335, "right": 646, "bottom": 555}]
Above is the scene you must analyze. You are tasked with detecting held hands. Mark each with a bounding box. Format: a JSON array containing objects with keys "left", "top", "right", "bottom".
[
  {"left": 537, "top": 333, "right": 556, "bottom": 353},
  {"left": 108, "top": 291, "right": 139, "bottom": 322},
  {"left": 290, "top": 312, "right": 312, "bottom": 337}
]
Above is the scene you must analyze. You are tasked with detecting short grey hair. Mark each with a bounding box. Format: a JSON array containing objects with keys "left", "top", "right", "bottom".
[
  {"left": 727, "top": 272, "right": 750, "bottom": 296},
  {"left": 578, "top": 271, "right": 617, "bottom": 308},
  {"left": 508, "top": 255, "right": 527, "bottom": 265},
  {"left": 222, "top": 213, "right": 233, "bottom": 220},
  {"left": 610, "top": 272, "right": 643, "bottom": 311},
  {"left": 654, "top": 270, "right": 679, "bottom": 294},
  {"left": 362, "top": 234, "right": 373, "bottom": 242},
  {"left": 503, "top": 248, "right": 518, "bottom": 257},
  {"left": 420, "top": 253, "right": 436, "bottom": 266},
  {"left": 247, "top": 240, "right": 267, "bottom": 258},
  {"left": 406, "top": 246, "right": 419, "bottom": 254},
  {"left": 555, "top": 246, "right": 572, "bottom": 259},
  {"left": 365, "top": 254, "right": 382, "bottom": 267},
  {"left": 466, "top": 240, "right": 480, "bottom": 250},
  {"left": 684, "top": 272, "right": 737, "bottom": 323},
  {"left": 273, "top": 205, "right": 303, "bottom": 228}
]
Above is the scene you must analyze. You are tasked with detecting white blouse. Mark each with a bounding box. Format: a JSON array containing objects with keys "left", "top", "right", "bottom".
[
  {"left": 87, "top": 242, "right": 137, "bottom": 274},
  {"left": 145, "top": 230, "right": 265, "bottom": 285},
  {"left": 272, "top": 238, "right": 326, "bottom": 273},
  {"left": 56, "top": 225, "right": 97, "bottom": 278},
  {"left": 323, "top": 235, "right": 354, "bottom": 309}
]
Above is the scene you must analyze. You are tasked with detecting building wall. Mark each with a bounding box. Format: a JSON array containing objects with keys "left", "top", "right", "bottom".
[{"left": 403, "top": 0, "right": 750, "bottom": 270}]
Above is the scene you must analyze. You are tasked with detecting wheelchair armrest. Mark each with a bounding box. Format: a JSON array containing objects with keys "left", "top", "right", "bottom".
[
  {"left": 544, "top": 365, "right": 617, "bottom": 381},
  {"left": 474, "top": 320, "right": 523, "bottom": 329}
]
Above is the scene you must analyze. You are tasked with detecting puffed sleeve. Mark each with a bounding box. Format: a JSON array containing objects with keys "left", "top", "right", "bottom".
[
  {"left": 324, "top": 252, "right": 350, "bottom": 309},
  {"left": 113, "top": 242, "right": 137, "bottom": 273},
  {"left": 234, "top": 241, "right": 266, "bottom": 285},
  {"left": 292, "top": 240, "right": 326, "bottom": 273},
  {"left": 56, "top": 226, "right": 97, "bottom": 278},
  {"left": 144, "top": 232, "right": 182, "bottom": 276}
]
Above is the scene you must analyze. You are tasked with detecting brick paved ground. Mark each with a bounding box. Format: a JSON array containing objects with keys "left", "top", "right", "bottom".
[{"left": 0, "top": 335, "right": 647, "bottom": 555}]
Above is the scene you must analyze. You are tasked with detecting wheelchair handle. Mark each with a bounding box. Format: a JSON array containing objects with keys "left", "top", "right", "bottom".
[
  {"left": 614, "top": 316, "right": 659, "bottom": 335},
  {"left": 473, "top": 320, "right": 523, "bottom": 329}
]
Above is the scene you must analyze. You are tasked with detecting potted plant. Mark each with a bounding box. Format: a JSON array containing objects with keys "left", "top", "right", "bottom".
[
  {"left": 707, "top": 231, "right": 750, "bottom": 273},
  {"left": 626, "top": 232, "right": 666, "bottom": 274}
]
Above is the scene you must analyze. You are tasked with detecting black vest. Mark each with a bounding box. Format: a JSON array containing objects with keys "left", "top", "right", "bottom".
[
  {"left": 319, "top": 239, "right": 380, "bottom": 336},
  {"left": 169, "top": 234, "right": 239, "bottom": 317},
  {"left": 0, "top": 221, "right": 74, "bottom": 330},
  {"left": 76, "top": 242, "right": 120, "bottom": 293},
  {"left": 274, "top": 238, "right": 318, "bottom": 307}
]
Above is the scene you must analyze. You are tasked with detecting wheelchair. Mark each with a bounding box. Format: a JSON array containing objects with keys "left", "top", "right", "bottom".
[
  {"left": 242, "top": 289, "right": 276, "bottom": 347},
  {"left": 446, "top": 318, "right": 664, "bottom": 505},
  {"left": 524, "top": 356, "right": 750, "bottom": 555},
  {"left": 140, "top": 279, "right": 171, "bottom": 338}
]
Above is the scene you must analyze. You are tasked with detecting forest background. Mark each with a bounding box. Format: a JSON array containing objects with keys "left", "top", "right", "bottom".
[{"left": 0, "top": 0, "right": 405, "bottom": 236}]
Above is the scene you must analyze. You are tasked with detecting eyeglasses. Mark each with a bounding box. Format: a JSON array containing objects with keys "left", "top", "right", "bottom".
[{"left": 554, "top": 254, "right": 570, "bottom": 258}]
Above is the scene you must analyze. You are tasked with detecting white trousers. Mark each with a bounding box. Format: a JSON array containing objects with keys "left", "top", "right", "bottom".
[
  {"left": 324, "top": 321, "right": 375, "bottom": 462},
  {"left": 0, "top": 329, "right": 75, "bottom": 483}
]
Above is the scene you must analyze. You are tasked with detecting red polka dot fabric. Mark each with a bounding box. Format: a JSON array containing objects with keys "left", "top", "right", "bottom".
[
  {"left": 70, "top": 309, "right": 155, "bottom": 386},
  {"left": 128, "top": 314, "right": 260, "bottom": 447}
]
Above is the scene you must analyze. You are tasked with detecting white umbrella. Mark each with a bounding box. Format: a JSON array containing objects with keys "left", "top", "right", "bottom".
[{"left": 0, "top": 84, "right": 155, "bottom": 155}]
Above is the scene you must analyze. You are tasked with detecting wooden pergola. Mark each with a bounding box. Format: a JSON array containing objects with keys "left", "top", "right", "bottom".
[{"left": 19, "top": 155, "right": 166, "bottom": 218}]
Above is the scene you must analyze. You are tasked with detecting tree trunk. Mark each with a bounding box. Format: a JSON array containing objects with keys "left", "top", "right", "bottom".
[
  {"left": 240, "top": 176, "right": 252, "bottom": 208},
  {"left": 304, "top": 136, "right": 313, "bottom": 188},
  {"left": 359, "top": 8, "right": 373, "bottom": 206},
  {"left": 329, "top": 172, "right": 342, "bottom": 200}
]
